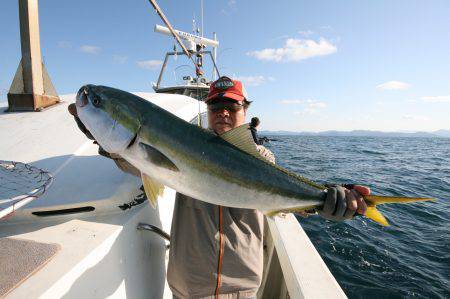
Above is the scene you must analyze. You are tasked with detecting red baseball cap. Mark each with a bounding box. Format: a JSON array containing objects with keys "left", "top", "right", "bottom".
[{"left": 205, "top": 76, "right": 248, "bottom": 103}]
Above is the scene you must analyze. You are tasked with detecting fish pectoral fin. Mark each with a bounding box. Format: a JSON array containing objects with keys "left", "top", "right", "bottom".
[
  {"left": 219, "top": 123, "right": 261, "bottom": 158},
  {"left": 364, "top": 206, "right": 389, "bottom": 226},
  {"left": 138, "top": 142, "right": 179, "bottom": 172},
  {"left": 141, "top": 172, "right": 164, "bottom": 209}
]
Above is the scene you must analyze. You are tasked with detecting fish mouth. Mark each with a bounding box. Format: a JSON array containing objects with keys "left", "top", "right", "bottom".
[{"left": 76, "top": 87, "right": 89, "bottom": 107}]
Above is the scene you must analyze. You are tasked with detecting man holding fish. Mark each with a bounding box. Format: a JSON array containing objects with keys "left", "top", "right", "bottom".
[{"left": 69, "top": 76, "right": 420, "bottom": 299}]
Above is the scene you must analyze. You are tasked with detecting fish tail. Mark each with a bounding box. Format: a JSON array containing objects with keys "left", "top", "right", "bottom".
[{"left": 363, "top": 195, "right": 435, "bottom": 226}]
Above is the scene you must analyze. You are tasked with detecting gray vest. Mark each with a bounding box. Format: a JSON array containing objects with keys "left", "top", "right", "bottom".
[{"left": 167, "top": 145, "right": 275, "bottom": 299}]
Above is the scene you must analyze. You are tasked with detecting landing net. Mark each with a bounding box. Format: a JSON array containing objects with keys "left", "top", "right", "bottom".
[{"left": 0, "top": 161, "right": 53, "bottom": 219}]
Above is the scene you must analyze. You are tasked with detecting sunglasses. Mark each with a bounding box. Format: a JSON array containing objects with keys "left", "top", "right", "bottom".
[{"left": 207, "top": 101, "right": 244, "bottom": 113}]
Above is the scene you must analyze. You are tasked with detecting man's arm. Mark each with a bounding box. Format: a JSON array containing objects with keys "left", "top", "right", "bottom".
[{"left": 255, "top": 144, "right": 367, "bottom": 221}]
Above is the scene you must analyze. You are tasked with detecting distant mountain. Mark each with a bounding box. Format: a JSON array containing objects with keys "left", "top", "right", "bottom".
[
  {"left": 259, "top": 130, "right": 450, "bottom": 138},
  {"left": 433, "top": 130, "right": 450, "bottom": 138}
]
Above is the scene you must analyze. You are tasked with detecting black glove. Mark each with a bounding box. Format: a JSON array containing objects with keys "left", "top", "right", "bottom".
[
  {"left": 68, "top": 103, "right": 95, "bottom": 140},
  {"left": 68, "top": 103, "right": 139, "bottom": 177},
  {"left": 69, "top": 103, "right": 109, "bottom": 157},
  {"left": 319, "top": 185, "right": 357, "bottom": 221}
]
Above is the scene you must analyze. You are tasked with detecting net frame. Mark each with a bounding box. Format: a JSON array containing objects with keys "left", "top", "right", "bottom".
[{"left": 0, "top": 160, "right": 53, "bottom": 219}]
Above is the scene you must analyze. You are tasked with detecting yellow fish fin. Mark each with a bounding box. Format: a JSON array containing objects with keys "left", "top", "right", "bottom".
[
  {"left": 363, "top": 195, "right": 434, "bottom": 226},
  {"left": 141, "top": 172, "right": 164, "bottom": 209},
  {"left": 364, "top": 206, "right": 389, "bottom": 226},
  {"left": 364, "top": 195, "right": 435, "bottom": 205}
]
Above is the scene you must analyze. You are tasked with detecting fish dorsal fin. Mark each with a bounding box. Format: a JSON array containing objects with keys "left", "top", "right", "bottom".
[
  {"left": 220, "top": 124, "right": 326, "bottom": 191},
  {"left": 141, "top": 172, "right": 164, "bottom": 209},
  {"left": 219, "top": 123, "right": 260, "bottom": 158}
]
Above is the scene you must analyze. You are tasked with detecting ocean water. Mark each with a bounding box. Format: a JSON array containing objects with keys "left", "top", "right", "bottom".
[{"left": 264, "top": 136, "right": 450, "bottom": 299}]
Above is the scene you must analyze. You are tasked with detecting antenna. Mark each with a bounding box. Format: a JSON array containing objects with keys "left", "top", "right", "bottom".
[
  {"left": 212, "top": 32, "right": 217, "bottom": 80},
  {"left": 201, "top": 0, "right": 204, "bottom": 37}
]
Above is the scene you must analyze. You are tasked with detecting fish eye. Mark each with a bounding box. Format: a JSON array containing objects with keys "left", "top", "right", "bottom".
[{"left": 92, "top": 97, "right": 102, "bottom": 107}]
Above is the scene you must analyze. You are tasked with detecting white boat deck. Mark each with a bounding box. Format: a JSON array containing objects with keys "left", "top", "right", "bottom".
[
  {"left": 0, "top": 94, "right": 197, "bottom": 298},
  {"left": 0, "top": 94, "right": 346, "bottom": 298}
]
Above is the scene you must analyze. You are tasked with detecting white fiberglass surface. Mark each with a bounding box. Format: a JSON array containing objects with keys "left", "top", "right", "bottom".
[{"left": 0, "top": 93, "right": 202, "bottom": 212}]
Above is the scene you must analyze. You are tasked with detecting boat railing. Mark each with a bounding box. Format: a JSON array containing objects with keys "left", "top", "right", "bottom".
[{"left": 258, "top": 214, "right": 347, "bottom": 299}]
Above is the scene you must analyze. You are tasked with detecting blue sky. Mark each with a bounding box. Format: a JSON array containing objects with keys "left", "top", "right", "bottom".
[{"left": 1, "top": 0, "right": 449, "bottom": 132}]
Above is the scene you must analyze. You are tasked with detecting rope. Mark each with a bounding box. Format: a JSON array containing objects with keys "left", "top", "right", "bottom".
[{"left": 215, "top": 206, "right": 224, "bottom": 298}]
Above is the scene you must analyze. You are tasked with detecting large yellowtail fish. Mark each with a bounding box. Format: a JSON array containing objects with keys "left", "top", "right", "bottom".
[{"left": 75, "top": 85, "right": 434, "bottom": 226}]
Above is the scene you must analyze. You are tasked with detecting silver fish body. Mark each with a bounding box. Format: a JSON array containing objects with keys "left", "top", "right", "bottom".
[
  {"left": 76, "top": 84, "right": 435, "bottom": 226},
  {"left": 76, "top": 84, "right": 325, "bottom": 213}
]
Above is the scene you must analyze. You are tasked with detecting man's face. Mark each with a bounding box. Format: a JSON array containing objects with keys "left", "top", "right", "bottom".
[{"left": 207, "top": 98, "right": 247, "bottom": 134}]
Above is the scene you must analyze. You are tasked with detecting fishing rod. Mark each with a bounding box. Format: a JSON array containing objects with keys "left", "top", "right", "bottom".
[{"left": 148, "top": 0, "right": 202, "bottom": 74}]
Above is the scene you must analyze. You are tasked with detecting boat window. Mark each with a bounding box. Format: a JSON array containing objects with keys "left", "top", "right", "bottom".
[
  {"left": 189, "top": 112, "right": 208, "bottom": 129},
  {"left": 186, "top": 89, "right": 209, "bottom": 101}
]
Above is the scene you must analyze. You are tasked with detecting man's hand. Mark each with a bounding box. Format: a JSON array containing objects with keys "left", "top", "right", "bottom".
[
  {"left": 318, "top": 185, "right": 370, "bottom": 221},
  {"left": 68, "top": 103, "right": 95, "bottom": 140}
]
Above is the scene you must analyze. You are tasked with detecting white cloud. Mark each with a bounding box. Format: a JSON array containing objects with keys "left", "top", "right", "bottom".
[
  {"left": 80, "top": 45, "right": 101, "bottom": 54},
  {"left": 402, "top": 114, "right": 430, "bottom": 121},
  {"left": 280, "top": 99, "right": 327, "bottom": 115},
  {"left": 235, "top": 75, "right": 275, "bottom": 86},
  {"left": 294, "top": 108, "right": 326, "bottom": 115},
  {"left": 270, "top": 34, "right": 290, "bottom": 42},
  {"left": 321, "top": 25, "right": 333, "bottom": 31},
  {"left": 221, "top": 0, "right": 236, "bottom": 14},
  {"left": 279, "top": 99, "right": 305, "bottom": 105},
  {"left": 298, "top": 30, "right": 314, "bottom": 37},
  {"left": 136, "top": 60, "right": 163, "bottom": 70},
  {"left": 376, "top": 81, "right": 411, "bottom": 90},
  {"left": 307, "top": 101, "right": 327, "bottom": 109},
  {"left": 247, "top": 38, "right": 337, "bottom": 62},
  {"left": 57, "top": 41, "right": 72, "bottom": 49},
  {"left": 113, "top": 55, "right": 128, "bottom": 64},
  {"left": 421, "top": 95, "right": 450, "bottom": 103},
  {"left": 279, "top": 99, "right": 327, "bottom": 107}
]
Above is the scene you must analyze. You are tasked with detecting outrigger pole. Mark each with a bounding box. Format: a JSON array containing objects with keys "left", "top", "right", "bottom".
[{"left": 147, "top": 0, "right": 200, "bottom": 72}]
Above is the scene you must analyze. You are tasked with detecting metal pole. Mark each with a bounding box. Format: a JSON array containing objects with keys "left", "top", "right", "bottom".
[
  {"left": 156, "top": 53, "right": 170, "bottom": 89},
  {"left": 212, "top": 32, "right": 218, "bottom": 80},
  {"left": 201, "top": 0, "right": 204, "bottom": 37}
]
